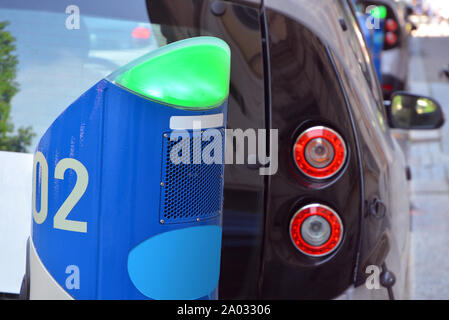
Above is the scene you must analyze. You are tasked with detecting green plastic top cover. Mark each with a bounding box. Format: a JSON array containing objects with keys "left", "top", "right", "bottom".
[
  {"left": 371, "top": 5, "right": 387, "bottom": 19},
  {"left": 108, "top": 37, "right": 231, "bottom": 110}
]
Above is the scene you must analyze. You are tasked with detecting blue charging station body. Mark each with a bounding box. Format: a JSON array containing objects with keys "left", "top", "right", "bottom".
[{"left": 31, "top": 76, "right": 228, "bottom": 299}]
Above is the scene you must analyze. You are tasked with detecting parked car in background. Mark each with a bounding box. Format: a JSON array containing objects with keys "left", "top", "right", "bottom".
[
  {"left": 0, "top": 0, "right": 445, "bottom": 300},
  {"left": 353, "top": 0, "right": 413, "bottom": 99},
  {"left": 442, "top": 64, "right": 449, "bottom": 80}
]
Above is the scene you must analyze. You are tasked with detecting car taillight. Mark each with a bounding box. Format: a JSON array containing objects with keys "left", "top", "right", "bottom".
[
  {"left": 385, "top": 31, "right": 398, "bottom": 46},
  {"left": 289, "top": 204, "right": 343, "bottom": 257},
  {"left": 382, "top": 83, "right": 394, "bottom": 92},
  {"left": 385, "top": 19, "right": 398, "bottom": 32},
  {"left": 132, "top": 26, "right": 151, "bottom": 39},
  {"left": 293, "top": 126, "right": 347, "bottom": 180}
]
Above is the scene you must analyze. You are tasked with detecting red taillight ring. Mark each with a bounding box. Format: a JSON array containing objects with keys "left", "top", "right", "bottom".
[
  {"left": 385, "top": 31, "right": 398, "bottom": 46},
  {"left": 385, "top": 19, "right": 398, "bottom": 32},
  {"left": 293, "top": 126, "right": 347, "bottom": 180},
  {"left": 289, "top": 204, "right": 343, "bottom": 257}
]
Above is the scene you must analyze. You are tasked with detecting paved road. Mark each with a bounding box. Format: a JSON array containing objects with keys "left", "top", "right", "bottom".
[{"left": 405, "top": 32, "right": 449, "bottom": 299}]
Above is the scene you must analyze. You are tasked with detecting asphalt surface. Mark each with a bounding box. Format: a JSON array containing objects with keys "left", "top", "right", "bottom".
[{"left": 405, "top": 24, "right": 449, "bottom": 299}]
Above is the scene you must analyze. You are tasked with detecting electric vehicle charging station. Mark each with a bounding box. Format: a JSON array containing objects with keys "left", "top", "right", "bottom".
[
  {"left": 26, "top": 37, "right": 230, "bottom": 300},
  {"left": 371, "top": 5, "right": 386, "bottom": 80}
]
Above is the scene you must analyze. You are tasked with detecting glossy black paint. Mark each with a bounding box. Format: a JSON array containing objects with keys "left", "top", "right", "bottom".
[
  {"left": 259, "top": 9, "right": 363, "bottom": 299},
  {"left": 330, "top": 52, "right": 394, "bottom": 287},
  {"left": 332, "top": 1, "right": 409, "bottom": 294}
]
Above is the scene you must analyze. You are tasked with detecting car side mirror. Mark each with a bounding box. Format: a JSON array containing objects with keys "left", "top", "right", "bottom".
[{"left": 386, "top": 92, "right": 445, "bottom": 130}]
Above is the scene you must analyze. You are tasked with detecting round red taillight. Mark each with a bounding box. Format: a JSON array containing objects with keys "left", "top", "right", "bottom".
[
  {"left": 382, "top": 83, "right": 394, "bottom": 92},
  {"left": 385, "top": 19, "right": 398, "bottom": 32},
  {"left": 293, "top": 126, "right": 346, "bottom": 180},
  {"left": 385, "top": 31, "right": 398, "bottom": 46},
  {"left": 289, "top": 204, "right": 343, "bottom": 257}
]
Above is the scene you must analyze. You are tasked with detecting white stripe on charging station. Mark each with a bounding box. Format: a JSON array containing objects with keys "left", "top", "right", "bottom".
[{"left": 169, "top": 113, "right": 224, "bottom": 130}]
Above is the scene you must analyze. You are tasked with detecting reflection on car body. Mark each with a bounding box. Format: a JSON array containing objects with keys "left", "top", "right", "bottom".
[{"left": 353, "top": 0, "right": 413, "bottom": 99}]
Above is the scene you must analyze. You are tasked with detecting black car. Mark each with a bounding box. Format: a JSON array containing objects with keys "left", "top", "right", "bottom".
[{"left": 145, "top": 0, "right": 444, "bottom": 300}]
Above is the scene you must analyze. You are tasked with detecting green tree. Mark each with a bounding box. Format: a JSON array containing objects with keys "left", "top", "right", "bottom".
[{"left": 0, "top": 21, "right": 34, "bottom": 153}]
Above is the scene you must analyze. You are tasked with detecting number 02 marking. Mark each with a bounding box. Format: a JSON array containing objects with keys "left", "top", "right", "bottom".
[
  {"left": 32, "top": 152, "right": 48, "bottom": 224},
  {"left": 54, "top": 158, "right": 88, "bottom": 233},
  {"left": 33, "top": 152, "right": 89, "bottom": 233}
]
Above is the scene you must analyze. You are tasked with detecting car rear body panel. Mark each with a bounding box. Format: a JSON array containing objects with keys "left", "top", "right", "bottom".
[{"left": 264, "top": 0, "right": 411, "bottom": 299}]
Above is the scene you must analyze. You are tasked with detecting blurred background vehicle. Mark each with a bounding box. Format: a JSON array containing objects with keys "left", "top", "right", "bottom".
[{"left": 352, "top": 0, "right": 415, "bottom": 99}]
